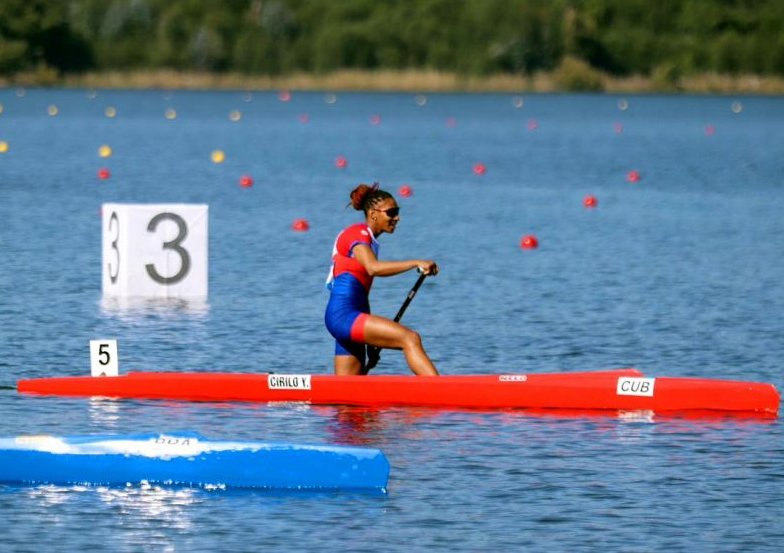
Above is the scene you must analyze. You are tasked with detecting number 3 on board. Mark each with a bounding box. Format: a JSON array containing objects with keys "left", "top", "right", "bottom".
[
  {"left": 90, "top": 339, "right": 119, "bottom": 377},
  {"left": 102, "top": 203, "right": 208, "bottom": 298}
]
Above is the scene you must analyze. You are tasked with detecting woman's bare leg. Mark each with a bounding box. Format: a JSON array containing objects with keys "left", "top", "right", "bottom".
[
  {"left": 335, "top": 355, "right": 363, "bottom": 375},
  {"left": 361, "top": 315, "right": 439, "bottom": 376}
]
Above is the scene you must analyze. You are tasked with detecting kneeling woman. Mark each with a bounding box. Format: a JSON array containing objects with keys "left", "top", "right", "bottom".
[{"left": 325, "top": 183, "right": 439, "bottom": 376}]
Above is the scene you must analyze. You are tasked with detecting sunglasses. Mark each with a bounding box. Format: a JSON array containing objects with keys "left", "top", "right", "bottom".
[{"left": 373, "top": 207, "right": 400, "bottom": 217}]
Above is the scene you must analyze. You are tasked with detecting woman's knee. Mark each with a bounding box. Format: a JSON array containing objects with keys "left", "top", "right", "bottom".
[{"left": 400, "top": 328, "right": 423, "bottom": 350}]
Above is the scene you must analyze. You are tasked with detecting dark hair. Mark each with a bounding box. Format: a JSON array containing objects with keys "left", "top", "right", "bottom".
[{"left": 349, "top": 183, "right": 394, "bottom": 214}]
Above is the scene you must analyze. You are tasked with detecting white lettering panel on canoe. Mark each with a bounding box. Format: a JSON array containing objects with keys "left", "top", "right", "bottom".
[
  {"left": 102, "top": 203, "right": 208, "bottom": 298},
  {"left": 616, "top": 377, "right": 656, "bottom": 397},
  {"left": 268, "top": 375, "right": 312, "bottom": 390}
]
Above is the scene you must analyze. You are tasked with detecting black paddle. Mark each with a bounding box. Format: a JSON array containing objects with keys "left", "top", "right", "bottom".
[{"left": 365, "top": 271, "right": 428, "bottom": 372}]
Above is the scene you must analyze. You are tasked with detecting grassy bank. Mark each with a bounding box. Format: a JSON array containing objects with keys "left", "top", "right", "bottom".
[{"left": 4, "top": 68, "right": 784, "bottom": 95}]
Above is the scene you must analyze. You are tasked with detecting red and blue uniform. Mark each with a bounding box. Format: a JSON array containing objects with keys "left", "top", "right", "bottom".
[{"left": 325, "top": 223, "right": 379, "bottom": 363}]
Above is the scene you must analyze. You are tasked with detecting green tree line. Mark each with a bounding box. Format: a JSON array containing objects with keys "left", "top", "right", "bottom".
[{"left": 2, "top": 0, "right": 784, "bottom": 81}]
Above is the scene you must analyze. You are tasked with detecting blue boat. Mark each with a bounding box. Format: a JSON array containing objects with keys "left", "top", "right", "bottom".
[{"left": 0, "top": 432, "right": 389, "bottom": 491}]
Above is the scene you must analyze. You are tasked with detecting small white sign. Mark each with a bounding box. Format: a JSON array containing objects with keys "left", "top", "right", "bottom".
[
  {"left": 267, "top": 374, "right": 312, "bottom": 390},
  {"left": 499, "top": 375, "right": 527, "bottom": 382},
  {"left": 616, "top": 377, "right": 656, "bottom": 397},
  {"left": 90, "top": 339, "right": 119, "bottom": 377}
]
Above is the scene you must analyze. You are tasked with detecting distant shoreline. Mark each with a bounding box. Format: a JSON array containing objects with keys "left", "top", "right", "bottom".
[{"left": 3, "top": 69, "right": 784, "bottom": 95}]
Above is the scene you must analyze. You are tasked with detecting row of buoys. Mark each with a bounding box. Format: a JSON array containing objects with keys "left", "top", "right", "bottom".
[
  {"left": 7, "top": 104, "right": 728, "bottom": 144},
  {"left": 4, "top": 87, "right": 747, "bottom": 109},
  {"left": 2, "top": 99, "right": 731, "bottom": 138}
]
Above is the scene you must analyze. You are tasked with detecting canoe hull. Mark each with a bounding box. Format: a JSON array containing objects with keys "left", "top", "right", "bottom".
[
  {"left": 0, "top": 433, "right": 389, "bottom": 490},
  {"left": 17, "top": 369, "right": 780, "bottom": 415}
]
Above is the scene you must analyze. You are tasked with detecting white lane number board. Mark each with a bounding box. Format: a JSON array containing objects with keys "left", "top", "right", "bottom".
[
  {"left": 90, "top": 339, "right": 119, "bottom": 377},
  {"left": 102, "top": 203, "right": 208, "bottom": 298}
]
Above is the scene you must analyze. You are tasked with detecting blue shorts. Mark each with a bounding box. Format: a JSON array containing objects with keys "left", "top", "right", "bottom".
[{"left": 325, "top": 274, "right": 370, "bottom": 362}]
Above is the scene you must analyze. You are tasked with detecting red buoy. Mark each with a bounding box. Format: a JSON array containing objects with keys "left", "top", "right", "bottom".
[
  {"left": 399, "top": 185, "right": 413, "bottom": 197},
  {"left": 626, "top": 170, "right": 641, "bottom": 183},
  {"left": 520, "top": 235, "right": 539, "bottom": 249},
  {"left": 335, "top": 156, "right": 348, "bottom": 169},
  {"left": 445, "top": 117, "right": 457, "bottom": 128},
  {"left": 298, "top": 113, "right": 309, "bottom": 124},
  {"left": 705, "top": 125, "right": 716, "bottom": 136},
  {"left": 292, "top": 219, "right": 310, "bottom": 232},
  {"left": 98, "top": 168, "right": 111, "bottom": 180},
  {"left": 583, "top": 195, "right": 598, "bottom": 208},
  {"left": 239, "top": 175, "right": 254, "bottom": 188},
  {"left": 278, "top": 90, "right": 291, "bottom": 102},
  {"left": 473, "top": 163, "right": 487, "bottom": 175},
  {"left": 370, "top": 114, "right": 381, "bottom": 125},
  {"left": 614, "top": 122, "right": 624, "bottom": 134},
  {"left": 527, "top": 119, "right": 538, "bottom": 131}
]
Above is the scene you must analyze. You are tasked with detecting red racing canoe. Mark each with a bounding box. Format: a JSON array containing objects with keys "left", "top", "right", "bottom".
[{"left": 17, "top": 369, "right": 779, "bottom": 415}]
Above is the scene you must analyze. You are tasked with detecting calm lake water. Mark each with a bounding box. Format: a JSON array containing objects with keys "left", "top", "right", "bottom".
[{"left": 0, "top": 88, "right": 782, "bottom": 552}]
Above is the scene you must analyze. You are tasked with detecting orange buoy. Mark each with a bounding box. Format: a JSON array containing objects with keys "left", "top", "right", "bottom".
[
  {"left": 399, "top": 185, "right": 413, "bottom": 197},
  {"left": 520, "top": 235, "right": 539, "bottom": 250},
  {"left": 473, "top": 163, "right": 487, "bottom": 175},
  {"left": 292, "top": 219, "right": 310, "bottom": 232},
  {"left": 98, "top": 168, "right": 111, "bottom": 180},
  {"left": 335, "top": 156, "right": 348, "bottom": 169},
  {"left": 583, "top": 195, "right": 598, "bottom": 208},
  {"left": 626, "top": 170, "right": 641, "bottom": 183},
  {"left": 239, "top": 175, "right": 254, "bottom": 188}
]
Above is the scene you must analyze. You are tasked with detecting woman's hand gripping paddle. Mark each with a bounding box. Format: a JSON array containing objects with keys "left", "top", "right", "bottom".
[{"left": 365, "top": 271, "right": 428, "bottom": 371}]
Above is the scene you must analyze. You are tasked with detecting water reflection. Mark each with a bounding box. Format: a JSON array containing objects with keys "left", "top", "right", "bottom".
[
  {"left": 99, "top": 297, "right": 209, "bottom": 319},
  {"left": 87, "top": 398, "right": 122, "bottom": 428},
  {"left": 96, "top": 484, "right": 198, "bottom": 530},
  {"left": 324, "top": 406, "right": 386, "bottom": 445}
]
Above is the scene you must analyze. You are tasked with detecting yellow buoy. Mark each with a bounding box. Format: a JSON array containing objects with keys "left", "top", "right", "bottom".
[
  {"left": 229, "top": 110, "right": 242, "bottom": 122},
  {"left": 165, "top": 108, "right": 177, "bottom": 120},
  {"left": 0, "top": 103, "right": 4, "bottom": 115},
  {"left": 211, "top": 150, "right": 226, "bottom": 164},
  {"left": 105, "top": 106, "right": 117, "bottom": 118},
  {"left": 99, "top": 145, "right": 112, "bottom": 158},
  {"left": 48, "top": 105, "right": 59, "bottom": 116},
  {"left": 0, "top": 141, "right": 9, "bottom": 153}
]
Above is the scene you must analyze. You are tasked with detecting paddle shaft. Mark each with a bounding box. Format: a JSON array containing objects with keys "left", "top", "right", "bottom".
[{"left": 365, "top": 272, "right": 427, "bottom": 371}]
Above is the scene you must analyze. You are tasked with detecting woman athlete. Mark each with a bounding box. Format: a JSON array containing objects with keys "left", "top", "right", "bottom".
[{"left": 325, "top": 183, "right": 439, "bottom": 376}]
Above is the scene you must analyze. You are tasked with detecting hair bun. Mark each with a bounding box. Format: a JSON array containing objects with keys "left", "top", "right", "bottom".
[{"left": 349, "top": 183, "right": 375, "bottom": 210}]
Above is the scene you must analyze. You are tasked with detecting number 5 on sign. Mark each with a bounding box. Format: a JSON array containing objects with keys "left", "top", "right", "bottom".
[
  {"left": 102, "top": 203, "right": 208, "bottom": 298},
  {"left": 90, "top": 339, "right": 119, "bottom": 377}
]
